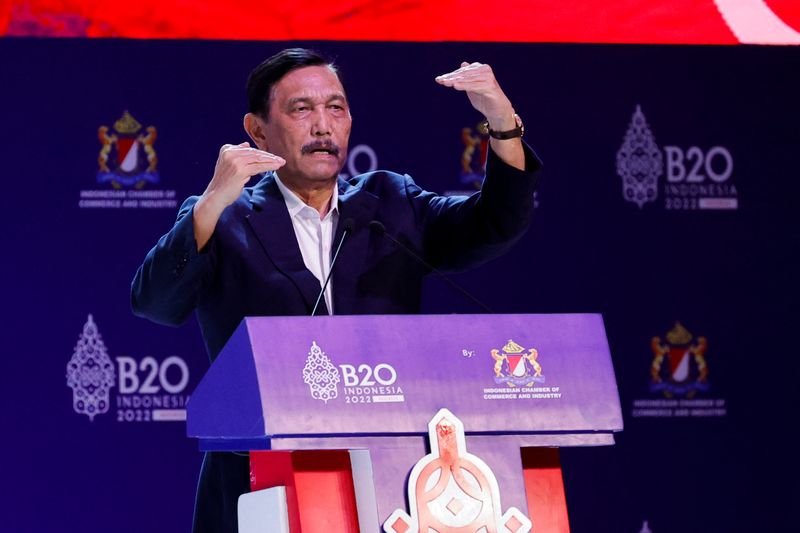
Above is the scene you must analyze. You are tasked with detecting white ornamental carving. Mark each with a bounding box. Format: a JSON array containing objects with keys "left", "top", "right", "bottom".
[
  {"left": 384, "top": 409, "right": 531, "bottom": 533},
  {"left": 616, "top": 105, "right": 663, "bottom": 209},
  {"left": 302, "top": 341, "right": 340, "bottom": 403},
  {"left": 66, "top": 314, "right": 116, "bottom": 421}
]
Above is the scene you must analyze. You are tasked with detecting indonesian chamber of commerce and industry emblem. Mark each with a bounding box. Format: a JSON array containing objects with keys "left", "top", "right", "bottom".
[
  {"left": 491, "top": 339, "right": 545, "bottom": 388},
  {"left": 650, "top": 322, "right": 710, "bottom": 398},
  {"left": 97, "top": 110, "right": 159, "bottom": 189}
]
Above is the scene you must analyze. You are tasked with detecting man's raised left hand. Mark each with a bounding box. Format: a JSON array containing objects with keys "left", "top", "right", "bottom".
[{"left": 435, "top": 62, "right": 517, "bottom": 132}]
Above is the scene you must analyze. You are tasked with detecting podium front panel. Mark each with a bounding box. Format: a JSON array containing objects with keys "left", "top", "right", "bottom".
[{"left": 188, "top": 313, "right": 623, "bottom": 448}]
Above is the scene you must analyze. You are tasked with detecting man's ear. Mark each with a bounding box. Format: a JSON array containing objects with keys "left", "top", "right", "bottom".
[{"left": 243, "top": 113, "right": 268, "bottom": 150}]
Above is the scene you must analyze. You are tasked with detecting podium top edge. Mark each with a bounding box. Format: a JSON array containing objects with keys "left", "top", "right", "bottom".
[
  {"left": 197, "top": 428, "right": 623, "bottom": 440},
  {"left": 242, "top": 312, "right": 604, "bottom": 320}
]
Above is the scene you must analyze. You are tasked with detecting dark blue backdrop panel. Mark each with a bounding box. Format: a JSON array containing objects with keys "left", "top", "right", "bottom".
[{"left": 1, "top": 38, "right": 797, "bottom": 533}]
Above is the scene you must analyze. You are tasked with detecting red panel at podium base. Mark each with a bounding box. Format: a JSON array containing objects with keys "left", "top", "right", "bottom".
[
  {"left": 522, "top": 447, "right": 571, "bottom": 533},
  {"left": 250, "top": 447, "right": 571, "bottom": 533},
  {"left": 250, "top": 450, "right": 360, "bottom": 533}
]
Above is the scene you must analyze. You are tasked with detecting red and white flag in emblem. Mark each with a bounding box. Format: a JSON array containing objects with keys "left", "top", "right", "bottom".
[
  {"left": 668, "top": 347, "right": 691, "bottom": 382},
  {"left": 506, "top": 355, "right": 527, "bottom": 377},
  {"left": 116, "top": 138, "right": 140, "bottom": 172}
]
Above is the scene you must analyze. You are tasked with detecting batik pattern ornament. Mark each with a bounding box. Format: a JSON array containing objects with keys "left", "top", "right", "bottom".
[
  {"left": 616, "top": 105, "right": 663, "bottom": 208},
  {"left": 384, "top": 409, "right": 531, "bottom": 533},
  {"left": 66, "top": 314, "right": 115, "bottom": 421},
  {"left": 302, "top": 341, "right": 340, "bottom": 403}
]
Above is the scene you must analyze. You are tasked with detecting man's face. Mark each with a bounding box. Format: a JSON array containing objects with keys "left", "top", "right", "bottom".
[{"left": 262, "top": 65, "right": 351, "bottom": 187}]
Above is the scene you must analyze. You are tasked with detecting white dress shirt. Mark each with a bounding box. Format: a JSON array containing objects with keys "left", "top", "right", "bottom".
[{"left": 273, "top": 173, "right": 339, "bottom": 314}]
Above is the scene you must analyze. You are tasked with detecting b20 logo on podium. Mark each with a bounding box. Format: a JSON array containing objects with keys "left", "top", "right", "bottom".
[{"left": 302, "top": 341, "right": 405, "bottom": 405}]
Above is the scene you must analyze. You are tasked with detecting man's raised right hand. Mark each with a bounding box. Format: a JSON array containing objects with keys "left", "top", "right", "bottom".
[{"left": 193, "top": 142, "right": 285, "bottom": 250}]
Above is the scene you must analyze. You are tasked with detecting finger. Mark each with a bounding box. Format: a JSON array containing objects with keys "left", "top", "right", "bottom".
[
  {"left": 436, "top": 72, "right": 489, "bottom": 86},
  {"left": 451, "top": 78, "right": 494, "bottom": 87},
  {"left": 220, "top": 142, "right": 250, "bottom": 154},
  {"left": 438, "top": 77, "right": 494, "bottom": 91},
  {"left": 225, "top": 146, "right": 285, "bottom": 163},
  {"left": 228, "top": 145, "right": 281, "bottom": 158},
  {"left": 231, "top": 157, "right": 285, "bottom": 172},
  {"left": 436, "top": 62, "right": 485, "bottom": 80},
  {"left": 442, "top": 68, "right": 492, "bottom": 82},
  {"left": 241, "top": 160, "right": 286, "bottom": 178},
  {"left": 448, "top": 62, "right": 481, "bottom": 74},
  {"left": 246, "top": 159, "right": 285, "bottom": 169},
  {"left": 242, "top": 153, "right": 286, "bottom": 165},
  {"left": 225, "top": 145, "right": 263, "bottom": 154},
  {"left": 435, "top": 66, "right": 469, "bottom": 82},
  {"left": 438, "top": 74, "right": 492, "bottom": 88},
  {"left": 436, "top": 69, "right": 469, "bottom": 82},
  {"left": 246, "top": 147, "right": 282, "bottom": 159},
  {"left": 228, "top": 146, "right": 282, "bottom": 157}
]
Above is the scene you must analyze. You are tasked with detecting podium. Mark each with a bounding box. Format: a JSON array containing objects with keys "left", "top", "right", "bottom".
[{"left": 187, "top": 314, "right": 623, "bottom": 532}]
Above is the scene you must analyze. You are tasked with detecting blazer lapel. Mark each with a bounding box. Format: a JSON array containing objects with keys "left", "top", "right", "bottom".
[
  {"left": 246, "top": 173, "right": 329, "bottom": 315},
  {"left": 332, "top": 178, "right": 380, "bottom": 315}
]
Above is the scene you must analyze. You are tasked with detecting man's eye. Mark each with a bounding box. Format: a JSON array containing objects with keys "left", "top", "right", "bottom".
[{"left": 294, "top": 106, "right": 309, "bottom": 112}]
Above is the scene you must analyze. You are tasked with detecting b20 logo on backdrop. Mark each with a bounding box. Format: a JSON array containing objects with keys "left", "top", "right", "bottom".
[
  {"left": 616, "top": 105, "right": 738, "bottom": 211},
  {"left": 66, "top": 314, "right": 190, "bottom": 423}
]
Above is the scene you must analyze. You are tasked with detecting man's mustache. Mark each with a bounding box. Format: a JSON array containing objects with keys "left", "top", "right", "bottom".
[{"left": 301, "top": 141, "right": 341, "bottom": 156}]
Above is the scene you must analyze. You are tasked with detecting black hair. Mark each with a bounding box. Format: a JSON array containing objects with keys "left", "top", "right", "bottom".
[{"left": 246, "top": 48, "right": 343, "bottom": 120}]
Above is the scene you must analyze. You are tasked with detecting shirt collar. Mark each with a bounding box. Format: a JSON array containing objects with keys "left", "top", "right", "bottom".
[{"left": 273, "top": 172, "right": 339, "bottom": 220}]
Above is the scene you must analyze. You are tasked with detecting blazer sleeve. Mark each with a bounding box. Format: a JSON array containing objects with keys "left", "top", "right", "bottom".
[
  {"left": 130, "top": 196, "right": 215, "bottom": 326},
  {"left": 415, "top": 142, "right": 542, "bottom": 272}
]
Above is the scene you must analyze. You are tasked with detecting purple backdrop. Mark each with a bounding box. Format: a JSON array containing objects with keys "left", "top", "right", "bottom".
[{"left": 1, "top": 38, "right": 798, "bottom": 532}]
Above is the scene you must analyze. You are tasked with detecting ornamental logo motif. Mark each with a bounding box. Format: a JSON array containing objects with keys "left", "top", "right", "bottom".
[
  {"left": 97, "top": 110, "right": 159, "bottom": 189},
  {"left": 384, "top": 409, "right": 531, "bottom": 533},
  {"left": 302, "top": 341, "right": 340, "bottom": 403},
  {"left": 616, "top": 105, "right": 663, "bottom": 208},
  {"left": 650, "top": 322, "right": 709, "bottom": 398},
  {"left": 66, "top": 314, "right": 116, "bottom": 421},
  {"left": 491, "top": 339, "right": 545, "bottom": 388}
]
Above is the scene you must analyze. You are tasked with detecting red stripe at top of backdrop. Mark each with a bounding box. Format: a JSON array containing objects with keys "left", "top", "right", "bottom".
[{"left": 2, "top": 0, "right": 799, "bottom": 44}]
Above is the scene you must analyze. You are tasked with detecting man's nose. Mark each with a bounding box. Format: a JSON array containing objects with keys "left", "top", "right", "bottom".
[{"left": 311, "top": 108, "right": 332, "bottom": 137}]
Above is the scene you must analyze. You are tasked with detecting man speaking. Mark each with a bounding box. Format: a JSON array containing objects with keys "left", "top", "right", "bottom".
[{"left": 132, "top": 48, "right": 541, "bottom": 533}]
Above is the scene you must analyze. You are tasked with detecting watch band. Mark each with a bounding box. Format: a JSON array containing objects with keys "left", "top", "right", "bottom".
[{"left": 479, "top": 113, "right": 524, "bottom": 139}]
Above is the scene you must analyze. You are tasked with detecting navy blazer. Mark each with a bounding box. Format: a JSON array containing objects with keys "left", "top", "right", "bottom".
[
  {"left": 131, "top": 146, "right": 541, "bottom": 360},
  {"left": 130, "top": 145, "right": 540, "bottom": 533}
]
